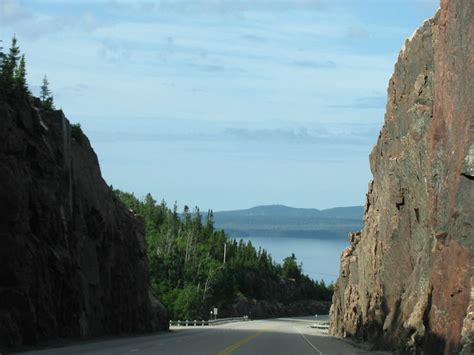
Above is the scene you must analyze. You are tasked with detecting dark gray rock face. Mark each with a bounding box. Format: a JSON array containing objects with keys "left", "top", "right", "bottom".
[
  {"left": 0, "top": 93, "right": 168, "bottom": 349},
  {"left": 329, "top": 1, "right": 473, "bottom": 354}
]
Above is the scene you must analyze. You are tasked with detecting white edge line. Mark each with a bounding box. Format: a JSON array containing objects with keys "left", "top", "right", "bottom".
[{"left": 293, "top": 325, "right": 324, "bottom": 355}]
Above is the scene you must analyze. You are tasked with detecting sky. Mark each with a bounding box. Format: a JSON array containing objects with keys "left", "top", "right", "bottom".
[{"left": 0, "top": 0, "right": 439, "bottom": 212}]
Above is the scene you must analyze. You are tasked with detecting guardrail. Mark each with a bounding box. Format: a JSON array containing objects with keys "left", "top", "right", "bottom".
[
  {"left": 170, "top": 319, "right": 209, "bottom": 327},
  {"left": 209, "top": 316, "right": 249, "bottom": 325},
  {"left": 310, "top": 321, "right": 330, "bottom": 330},
  {"left": 170, "top": 316, "right": 249, "bottom": 327}
]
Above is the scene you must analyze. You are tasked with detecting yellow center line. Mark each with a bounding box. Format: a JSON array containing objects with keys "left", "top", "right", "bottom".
[{"left": 217, "top": 326, "right": 271, "bottom": 355}]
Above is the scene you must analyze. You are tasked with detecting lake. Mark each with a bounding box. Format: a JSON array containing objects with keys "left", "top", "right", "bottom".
[{"left": 242, "top": 236, "right": 349, "bottom": 284}]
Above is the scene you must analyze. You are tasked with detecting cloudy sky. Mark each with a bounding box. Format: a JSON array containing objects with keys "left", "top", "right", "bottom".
[{"left": 0, "top": 0, "right": 438, "bottom": 211}]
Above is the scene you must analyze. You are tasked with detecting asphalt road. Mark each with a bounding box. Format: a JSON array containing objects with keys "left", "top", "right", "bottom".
[{"left": 20, "top": 316, "right": 390, "bottom": 355}]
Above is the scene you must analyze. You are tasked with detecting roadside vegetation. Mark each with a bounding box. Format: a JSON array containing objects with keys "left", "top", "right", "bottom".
[{"left": 115, "top": 190, "right": 333, "bottom": 320}]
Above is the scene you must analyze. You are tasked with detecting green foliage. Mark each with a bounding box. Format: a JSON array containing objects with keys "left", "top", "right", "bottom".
[
  {"left": 2, "top": 36, "right": 20, "bottom": 88},
  {"left": 70, "top": 123, "right": 83, "bottom": 141},
  {"left": 14, "top": 55, "right": 28, "bottom": 92},
  {"left": 0, "top": 40, "right": 5, "bottom": 67},
  {"left": 0, "top": 36, "right": 29, "bottom": 93},
  {"left": 282, "top": 253, "right": 303, "bottom": 280},
  {"left": 40, "top": 75, "right": 55, "bottom": 109},
  {"left": 114, "top": 190, "right": 334, "bottom": 320}
]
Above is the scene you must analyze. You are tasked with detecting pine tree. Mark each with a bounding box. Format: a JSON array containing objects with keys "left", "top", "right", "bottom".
[
  {"left": 0, "top": 36, "right": 20, "bottom": 89},
  {"left": 14, "top": 55, "right": 28, "bottom": 91},
  {"left": 40, "top": 75, "right": 55, "bottom": 109}
]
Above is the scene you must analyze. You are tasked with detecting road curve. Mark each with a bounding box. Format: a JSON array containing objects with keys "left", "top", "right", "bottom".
[{"left": 20, "top": 316, "right": 390, "bottom": 355}]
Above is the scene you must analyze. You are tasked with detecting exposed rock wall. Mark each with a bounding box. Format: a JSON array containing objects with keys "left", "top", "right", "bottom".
[
  {"left": 0, "top": 93, "right": 168, "bottom": 349},
  {"left": 329, "top": 1, "right": 473, "bottom": 353}
]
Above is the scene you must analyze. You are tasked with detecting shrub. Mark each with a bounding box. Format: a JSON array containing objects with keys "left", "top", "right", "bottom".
[{"left": 71, "top": 123, "right": 83, "bottom": 141}]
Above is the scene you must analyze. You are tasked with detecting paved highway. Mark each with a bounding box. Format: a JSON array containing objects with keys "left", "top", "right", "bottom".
[{"left": 22, "top": 316, "right": 389, "bottom": 354}]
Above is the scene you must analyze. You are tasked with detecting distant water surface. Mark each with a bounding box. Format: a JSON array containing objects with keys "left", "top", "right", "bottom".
[{"left": 242, "top": 236, "right": 349, "bottom": 284}]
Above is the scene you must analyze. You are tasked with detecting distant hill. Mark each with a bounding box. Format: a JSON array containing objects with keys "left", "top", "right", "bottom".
[{"left": 213, "top": 205, "right": 364, "bottom": 239}]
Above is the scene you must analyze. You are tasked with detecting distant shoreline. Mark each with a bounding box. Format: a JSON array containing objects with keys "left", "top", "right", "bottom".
[
  {"left": 212, "top": 204, "right": 363, "bottom": 242},
  {"left": 220, "top": 230, "right": 353, "bottom": 240}
]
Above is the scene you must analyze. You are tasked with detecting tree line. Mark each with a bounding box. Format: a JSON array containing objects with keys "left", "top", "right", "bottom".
[
  {"left": 0, "top": 36, "right": 55, "bottom": 109},
  {"left": 114, "top": 190, "right": 334, "bottom": 320}
]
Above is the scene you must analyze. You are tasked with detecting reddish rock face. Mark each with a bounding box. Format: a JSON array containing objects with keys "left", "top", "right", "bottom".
[
  {"left": 329, "top": 1, "right": 473, "bottom": 353},
  {"left": 0, "top": 94, "right": 168, "bottom": 349}
]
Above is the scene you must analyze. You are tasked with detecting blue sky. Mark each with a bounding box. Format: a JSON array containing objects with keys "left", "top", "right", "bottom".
[{"left": 0, "top": 0, "right": 439, "bottom": 211}]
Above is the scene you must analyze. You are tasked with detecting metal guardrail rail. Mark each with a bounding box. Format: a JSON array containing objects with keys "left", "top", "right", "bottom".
[
  {"left": 310, "top": 321, "right": 330, "bottom": 329},
  {"left": 208, "top": 316, "right": 249, "bottom": 325},
  {"left": 170, "top": 320, "right": 209, "bottom": 327},
  {"left": 170, "top": 316, "right": 249, "bottom": 327}
]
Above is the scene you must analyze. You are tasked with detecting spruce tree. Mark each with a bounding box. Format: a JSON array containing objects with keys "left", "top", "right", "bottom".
[
  {"left": 40, "top": 75, "right": 55, "bottom": 109},
  {"left": 8, "top": 36, "right": 20, "bottom": 64},
  {"left": 1, "top": 36, "right": 20, "bottom": 89},
  {"left": 14, "top": 55, "right": 28, "bottom": 92},
  {"left": 40, "top": 75, "right": 51, "bottom": 101}
]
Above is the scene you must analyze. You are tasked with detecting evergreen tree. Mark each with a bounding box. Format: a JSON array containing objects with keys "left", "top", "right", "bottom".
[
  {"left": 40, "top": 75, "right": 55, "bottom": 109},
  {"left": 1, "top": 36, "right": 20, "bottom": 90},
  {"left": 8, "top": 36, "right": 20, "bottom": 66},
  {"left": 40, "top": 75, "right": 52, "bottom": 100},
  {"left": 282, "top": 253, "right": 302, "bottom": 280},
  {"left": 0, "top": 40, "right": 4, "bottom": 66},
  {"left": 206, "top": 210, "right": 214, "bottom": 231},
  {"left": 14, "top": 55, "right": 27, "bottom": 91}
]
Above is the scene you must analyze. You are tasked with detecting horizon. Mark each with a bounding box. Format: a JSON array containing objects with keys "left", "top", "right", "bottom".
[{"left": 0, "top": 0, "right": 439, "bottom": 211}]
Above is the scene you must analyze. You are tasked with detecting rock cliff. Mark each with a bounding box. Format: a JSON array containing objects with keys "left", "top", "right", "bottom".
[
  {"left": 329, "top": 1, "right": 473, "bottom": 354},
  {"left": 0, "top": 92, "right": 168, "bottom": 349}
]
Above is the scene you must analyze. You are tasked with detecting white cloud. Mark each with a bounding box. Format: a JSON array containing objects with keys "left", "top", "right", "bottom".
[
  {"left": 0, "top": 1, "right": 100, "bottom": 40},
  {"left": 99, "top": 39, "right": 132, "bottom": 63},
  {"left": 0, "top": 0, "right": 30, "bottom": 24},
  {"left": 107, "top": 0, "right": 324, "bottom": 14}
]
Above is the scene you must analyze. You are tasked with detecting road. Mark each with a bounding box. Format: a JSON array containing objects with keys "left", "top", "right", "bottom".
[{"left": 21, "top": 316, "right": 390, "bottom": 355}]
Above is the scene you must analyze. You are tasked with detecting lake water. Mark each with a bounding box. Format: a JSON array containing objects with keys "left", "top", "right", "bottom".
[{"left": 243, "top": 236, "right": 349, "bottom": 284}]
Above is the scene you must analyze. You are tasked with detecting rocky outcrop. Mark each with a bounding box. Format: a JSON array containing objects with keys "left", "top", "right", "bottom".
[
  {"left": 0, "top": 92, "right": 168, "bottom": 349},
  {"left": 329, "top": 1, "right": 473, "bottom": 354}
]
